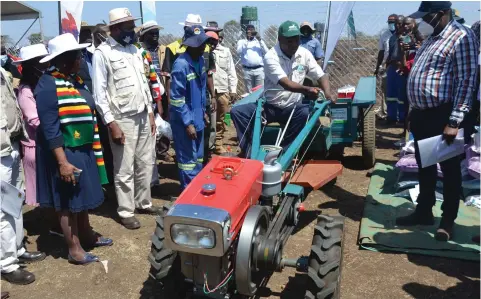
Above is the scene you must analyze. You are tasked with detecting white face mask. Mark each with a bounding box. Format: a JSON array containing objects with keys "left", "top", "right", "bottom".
[{"left": 420, "top": 13, "right": 441, "bottom": 36}]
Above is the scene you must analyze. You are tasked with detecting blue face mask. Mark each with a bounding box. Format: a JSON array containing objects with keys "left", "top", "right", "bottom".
[
  {"left": 388, "top": 23, "right": 396, "bottom": 33},
  {"left": 118, "top": 29, "right": 135, "bottom": 45},
  {"left": 0, "top": 55, "right": 7, "bottom": 67}
]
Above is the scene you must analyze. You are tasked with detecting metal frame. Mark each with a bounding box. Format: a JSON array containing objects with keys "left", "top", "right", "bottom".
[{"left": 249, "top": 95, "right": 331, "bottom": 173}]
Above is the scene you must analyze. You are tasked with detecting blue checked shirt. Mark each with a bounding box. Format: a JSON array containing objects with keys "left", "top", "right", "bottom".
[{"left": 407, "top": 20, "right": 479, "bottom": 127}]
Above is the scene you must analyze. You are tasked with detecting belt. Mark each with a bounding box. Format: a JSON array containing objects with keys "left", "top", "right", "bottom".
[{"left": 243, "top": 65, "right": 262, "bottom": 70}]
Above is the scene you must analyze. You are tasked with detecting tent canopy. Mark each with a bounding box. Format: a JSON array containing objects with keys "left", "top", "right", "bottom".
[{"left": 1, "top": 1, "right": 41, "bottom": 21}]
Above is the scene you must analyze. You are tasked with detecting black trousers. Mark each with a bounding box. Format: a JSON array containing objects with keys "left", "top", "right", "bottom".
[{"left": 410, "top": 104, "right": 462, "bottom": 227}]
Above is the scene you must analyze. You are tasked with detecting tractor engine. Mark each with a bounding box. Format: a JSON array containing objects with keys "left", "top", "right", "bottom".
[{"left": 161, "top": 156, "right": 264, "bottom": 297}]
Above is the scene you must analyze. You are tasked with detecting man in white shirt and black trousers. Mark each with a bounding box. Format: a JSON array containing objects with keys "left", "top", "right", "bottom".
[
  {"left": 237, "top": 24, "right": 269, "bottom": 92},
  {"left": 231, "top": 21, "right": 335, "bottom": 157}
]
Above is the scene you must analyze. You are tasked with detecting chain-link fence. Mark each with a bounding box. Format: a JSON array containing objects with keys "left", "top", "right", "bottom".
[
  {"left": 3, "top": 2, "right": 389, "bottom": 103},
  {"left": 154, "top": 2, "right": 390, "bottom": 102},
  {"left": 325, "top": 3, "right": 388, "bottom": 103},
  {"left": 157, "top": 2, "right": 329, "bottom": 98}
]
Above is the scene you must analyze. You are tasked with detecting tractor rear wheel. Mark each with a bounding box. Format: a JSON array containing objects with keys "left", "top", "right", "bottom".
[
  {"left": 305, "top": 215, "right": 345, "bottom": 299},
  {"left": 148, "top": 206, "right": 185, "bottom": 298},
  {"left": 362, "top": 107, "right": 376, "bottom": 168}
]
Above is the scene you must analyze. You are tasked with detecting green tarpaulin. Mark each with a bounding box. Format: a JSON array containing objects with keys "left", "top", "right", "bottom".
[{"left": 359, "top": 163, "right": 480, "bottom": 261}]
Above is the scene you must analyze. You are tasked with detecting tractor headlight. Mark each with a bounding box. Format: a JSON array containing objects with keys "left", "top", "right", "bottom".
[{"left": 171, "top": 224, "right": 216, "bottom": 249}]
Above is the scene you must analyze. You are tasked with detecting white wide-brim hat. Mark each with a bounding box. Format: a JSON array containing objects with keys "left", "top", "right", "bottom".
[
  {"left": 179, "top": 14, "right": 202, "bottom": 27},
  {"left": 107, "top": 8, "right": 141, "bottom": 27},
  {"left": 12, "top": 44, "right": 48, "bottom": 65},
  {"left": 39, "top": 33, "right": 90, "bottom": 64}
]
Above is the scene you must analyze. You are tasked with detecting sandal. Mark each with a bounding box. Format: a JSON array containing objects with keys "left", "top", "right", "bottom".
[
  {"left": 68, "top": 252, "right": 99, "bottom": 265},
  {"left": 81, "top": 232, "right": 113, "bottom": 248},
  {"left": 84, "top": 232, "right": 113, "bottom": 248}
]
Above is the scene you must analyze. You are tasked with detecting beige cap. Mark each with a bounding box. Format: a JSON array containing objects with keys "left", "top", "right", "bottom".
[{"left": 300, "top": 21, "right": 315, "bottom": 31}]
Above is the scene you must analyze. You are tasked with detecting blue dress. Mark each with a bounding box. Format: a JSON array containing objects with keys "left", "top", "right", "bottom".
[{"left": 34, "top": 73, "right": 104, "bottom": 212}]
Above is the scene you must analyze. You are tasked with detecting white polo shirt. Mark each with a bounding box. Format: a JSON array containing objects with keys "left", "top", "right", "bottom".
[
  {"left": 378, "top": 29, "right": 393, "bottom": 63},
  {"left": 263, "top": 43, "right": 325, "bottom": 108}
]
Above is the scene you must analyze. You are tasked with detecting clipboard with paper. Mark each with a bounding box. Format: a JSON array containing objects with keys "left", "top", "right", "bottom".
[
  {"left": 0, "top": 180, "right": 24, "bottom": 219},
  {"left": 418, "top": 129, "right": 465, "bottom": 168}
]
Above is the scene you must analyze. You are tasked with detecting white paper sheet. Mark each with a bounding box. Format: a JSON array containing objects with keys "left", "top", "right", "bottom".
[
  {"left": 418, "top": 129, "right": 464, "bottom": 168},
  {"left": 0, "top": 180, "right": 24, "bottom": 219}
]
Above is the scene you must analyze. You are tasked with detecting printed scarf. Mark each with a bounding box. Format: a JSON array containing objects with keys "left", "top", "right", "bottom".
[
  {"left": 49, "top": 67, "right": 108, "bottom": 185},
  {"left": 134, "top": 43, "right": 161, "bottom": 102}
]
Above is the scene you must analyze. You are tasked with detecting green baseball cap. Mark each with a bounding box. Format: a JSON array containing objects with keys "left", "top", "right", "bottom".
[{"left": 278, "top": 21, "right": 300, "bottom": 37}]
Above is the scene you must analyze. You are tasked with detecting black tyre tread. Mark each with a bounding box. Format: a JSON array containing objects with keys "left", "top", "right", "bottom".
[
  {"left": 362, "top": 108, "right": 376, "bottom": 168},
  {"left": 305, "top": 215, "right": 345, "bottom": 299},
  {"left": 149, "top": 208, "right": 178, "bottom": 281}
]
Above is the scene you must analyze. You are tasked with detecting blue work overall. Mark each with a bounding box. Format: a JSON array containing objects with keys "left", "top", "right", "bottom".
[
  {"left": 169, "top": 53, "right": 206, "bottom": 190},
  {"left": 386, "top": 65, "right": 406, "bottom": 122}
]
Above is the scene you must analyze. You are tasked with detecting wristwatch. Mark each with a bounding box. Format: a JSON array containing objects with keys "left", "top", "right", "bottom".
[{"left": 447, "top": 118, "right": 459, "bottom": 129}]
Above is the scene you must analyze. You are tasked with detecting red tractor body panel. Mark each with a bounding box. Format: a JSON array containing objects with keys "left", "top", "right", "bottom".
[{"left": 176, "top": 156, "right": 264, "bottom": 239}]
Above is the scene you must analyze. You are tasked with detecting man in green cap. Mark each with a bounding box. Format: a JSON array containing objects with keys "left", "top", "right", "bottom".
[{"left": 231, "top": 20, "right": 334, "bottom": 156}]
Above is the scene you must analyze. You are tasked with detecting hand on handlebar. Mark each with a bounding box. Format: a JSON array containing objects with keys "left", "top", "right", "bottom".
[
  {"left": 305, "top": 87, "right": 322, "bottom": 99},
  {"left": 325, "top": 91, "right": 337, "bottom": 103}
]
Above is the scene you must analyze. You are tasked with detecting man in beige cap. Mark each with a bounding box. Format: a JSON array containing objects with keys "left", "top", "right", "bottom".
[
  {"left": 299, "top": 21, "right": 324, "bottom": 63},
  {"left": 92, "top": 8, "right": 159, "bottom": 229}
]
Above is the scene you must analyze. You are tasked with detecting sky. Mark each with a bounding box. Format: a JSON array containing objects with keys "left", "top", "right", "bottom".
[{"left": 1, "top": 1, "right": 480, "bottom": 47}]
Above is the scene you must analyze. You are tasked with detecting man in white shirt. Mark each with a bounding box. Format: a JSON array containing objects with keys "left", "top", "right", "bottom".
[
  {"left": 237, "top": 24, "right": 269, "bottom": 92},
  {"left": 374, "top": 14, "right": 398, "bottom": 120},
  {"left": 92, "top": 8, "right": 159, "bottom": 230},
  {"left": 231, "top": 21, "right": 334, "bottom": 157},
  {"left": 208, "top": 30, "right": 238, "bottom": 154}
]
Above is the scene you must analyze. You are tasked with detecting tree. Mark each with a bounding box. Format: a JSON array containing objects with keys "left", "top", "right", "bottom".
[{"left": 28, "top": 33, "right": 42, "bottom": 45}]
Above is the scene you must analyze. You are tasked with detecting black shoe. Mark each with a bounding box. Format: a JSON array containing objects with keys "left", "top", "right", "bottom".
[
  {"left": 18, "top": 251, "right": 46, "bottom": 264},
  {"left": 1, "top": 291, "right": 9, "bottom": 299},
  {"left": 120, "top": 216, "right": 141, "bottom": 230},
  {"left": 435, "top": 227, "right": 453, "bottom": 242},
  {"left": 435, "top": 220, "right": 454, "bottom": 242},
  {"left": 1, "top": 269, "right": 35, "bottom": 285},
  {"left": 396, "top": 211, "right": 434, "bottom": 226},
  {"left": 136, "top": 206, "right": 161, "bottom": 215}
]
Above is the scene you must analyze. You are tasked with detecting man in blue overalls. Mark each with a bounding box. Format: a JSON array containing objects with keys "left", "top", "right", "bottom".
[{"left": 170, "top": 25, "right": 209, "bottom": 190}]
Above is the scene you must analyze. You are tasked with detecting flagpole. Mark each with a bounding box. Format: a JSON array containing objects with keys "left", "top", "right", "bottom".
[
  {"left": 321, "top": 1, "right": 331, "bottom": 54},
  {"left": 139, "top": 1, "right": 144, "bottom": 24},
  {"left": 58, "top": 1, "right": 62, "bottom": 35}
]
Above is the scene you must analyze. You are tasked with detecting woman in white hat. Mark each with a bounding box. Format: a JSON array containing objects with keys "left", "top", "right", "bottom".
[
  {"left": 12, "top": 44, "right": 49, "bottom": 206},
  {"left": 35, "top": 33, "right": 113, "bottom": 265}
]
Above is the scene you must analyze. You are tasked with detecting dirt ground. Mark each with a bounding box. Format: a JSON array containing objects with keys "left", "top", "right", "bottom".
[{"left": 2, "top": 121, "right": 480, "bottom": 299}]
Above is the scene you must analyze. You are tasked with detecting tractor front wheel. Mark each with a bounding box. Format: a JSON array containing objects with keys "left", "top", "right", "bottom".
[
  {"left": 362, "top": 107, "right": 376, "bottom": 168},
  {"left": 305, "top": 215, "right": 345, "bottom": 299},
  {"left": 148, "top": 206, "right": 186, "bottom": 298}
]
